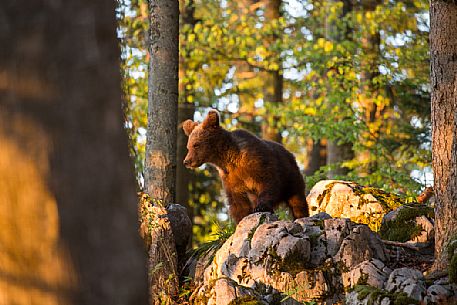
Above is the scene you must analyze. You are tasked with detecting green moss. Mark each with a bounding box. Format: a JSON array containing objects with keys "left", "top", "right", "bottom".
[
  {"left": 354, "top": 285, "right": 419, "bottom": 305},
  {"left": 447, "top": 235, "right": 457, "bottom": 284},
  {"left": 379, "top": 205, "right": 434, "bottom": 242},
  {"left": 227, "top": 295, "right": 263, "bottom": 305}
]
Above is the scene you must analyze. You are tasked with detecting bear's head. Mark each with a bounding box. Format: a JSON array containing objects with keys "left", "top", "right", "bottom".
[{"left": 182, "top": 109, "right": 221, "bottom": 168}]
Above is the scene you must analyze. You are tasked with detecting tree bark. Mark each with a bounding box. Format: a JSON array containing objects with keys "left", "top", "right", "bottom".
[
  {"left": 146, "top": 0, "right": 180, "bottom": 303},
  {"left": 146, "top": 0, "right": 179, "bottom": 204},
  {"left": 430, "top": 0, "right": 457, "bottom": 272},
  {"left": 0, "top": 1, "right": 148, "bottom": 304}
]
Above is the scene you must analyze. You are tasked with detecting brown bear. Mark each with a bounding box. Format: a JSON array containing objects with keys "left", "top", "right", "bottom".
[{"left": 182, "top": 109, "right": 309, "bottom": 223}]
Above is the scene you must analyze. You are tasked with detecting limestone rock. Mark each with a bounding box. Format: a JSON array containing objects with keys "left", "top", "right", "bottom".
[
  {"left": 425, "top": 279, "right": 457, "bottom": 305},
  {"left": 307, "top": 180, "right": 400, "bottom": 231},
  {"left": 167, "top": 204, "right": 192, "bottom": 255},
  {"left": 385, "top": 268, "right": 427, "bottom": 302},
  {"left": 335, "top": 225, "right": 388, "bottom": 270},
  {"left": 342, "top": 259, "right": 392, "bottom": 289}
]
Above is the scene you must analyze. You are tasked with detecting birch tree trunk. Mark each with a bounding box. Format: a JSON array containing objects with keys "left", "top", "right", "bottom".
[{"left": 430, "top": 0, "right": 457, "bottom": 272}]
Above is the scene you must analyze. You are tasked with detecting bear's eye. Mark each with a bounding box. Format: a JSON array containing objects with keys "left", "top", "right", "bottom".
[{"left": 193, "top": 143, "right": 200, "bottom": 148}]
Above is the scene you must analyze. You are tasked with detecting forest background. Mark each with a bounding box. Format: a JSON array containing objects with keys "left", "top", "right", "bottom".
[{"left": 117, "top": 0, "right": 431, "bottom": 245}]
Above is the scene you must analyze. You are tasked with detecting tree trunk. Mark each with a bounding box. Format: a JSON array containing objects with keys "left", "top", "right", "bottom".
[
  {"left": 176, "top": 0, "right": 196, "bottom": 216},
  {"left": 304, "top": 139, "right": 327, "bottom": 176},
  {"left": 0, "top": 1, "right": 148, "bottom": 304},
  {"left": 176, "top": 103, "right": 195, "bottom": 214},
  {"left": 145, "top": 0, "right": 179, "bottom": 204},
  {"left": 262, "top": 0, "right": 283, "bottom": 143},
  {"left": 430, "top": 0, "right": 457, "bottom": 272},
  {"left": 146, "top": 0, "right": 180, "bottom": 302},
  {"left": 357, "top": 0, "right": 382, "bottom": 175}
]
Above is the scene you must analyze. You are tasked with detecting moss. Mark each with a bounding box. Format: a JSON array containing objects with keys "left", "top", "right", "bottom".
[
  {"left": 379, "top": 205, "right": 434, "bottom": 242},
  {"left": 227, "top": 295, "right": 263, "bottom": 305},
  {"left": 447, "top": 235, "right": 457, "bottom": 284},
  {"left": 354, "top": 285, "right": 419, "bottom": 305}
]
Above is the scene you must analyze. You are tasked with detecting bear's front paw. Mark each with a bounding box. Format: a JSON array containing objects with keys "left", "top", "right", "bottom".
[{"left": 253, "top": 203, "right": 273, "bottom": 213}]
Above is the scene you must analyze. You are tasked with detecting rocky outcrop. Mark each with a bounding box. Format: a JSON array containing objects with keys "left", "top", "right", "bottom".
[
  {"left": 190, "top": 212, "right": 388, "bottom": 305},
  {"left": 189, "top": 212, "right": 456, "bottom": 305},
  {"left": 307, "top": 180, "right": 402, "bottom": 231}
]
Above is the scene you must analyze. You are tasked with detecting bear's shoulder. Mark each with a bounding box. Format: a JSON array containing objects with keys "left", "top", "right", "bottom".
[{"left": 231, "top": 129, "right": 263, "bottom": 149}]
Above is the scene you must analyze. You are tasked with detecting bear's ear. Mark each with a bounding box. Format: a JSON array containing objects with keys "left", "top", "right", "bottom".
[
  {"left": 182, "top": 120, "right": 199, "bottom": 136},
  {"left": 202, "top": 109, "right": 220, "bottom": 129}
]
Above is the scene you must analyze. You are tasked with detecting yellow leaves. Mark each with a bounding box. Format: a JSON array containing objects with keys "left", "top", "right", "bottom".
[
  {"left": 324, "top": 41, "right": 333, "bottom": 52},
  {"left": 315, "top": 38, "right": 333, "bottom": 53}
]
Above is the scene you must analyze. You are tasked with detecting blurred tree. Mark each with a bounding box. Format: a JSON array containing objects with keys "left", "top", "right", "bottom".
[
  {"left": 429, "top": 0, "right": 457, "bottom": 272},
  {"left": 0, "top": 0, "right": 148, "bottom": 304},
  {"left": 176, "top": 0, "right": 197, "bottom": 216}
]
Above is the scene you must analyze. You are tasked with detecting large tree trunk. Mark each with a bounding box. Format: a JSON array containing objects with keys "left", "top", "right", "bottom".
[
  {"left": 430, "top": 0, "right": 457, "bottom": 272},
  {"left": 0, "top": 1, "right": 148, "bottom": 304},
  {"left": 146, "top": 0, "right": 180, "bottom": 303}
]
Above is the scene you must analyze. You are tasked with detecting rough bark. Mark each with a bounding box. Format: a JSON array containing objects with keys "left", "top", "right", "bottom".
[
  {"left": 430, "top": 0, "right": 457, "bottom": 271},
  {"left": 0, "top": 1, "right": 148, "bottom": 304},
  {"left": 145, "top": 0, "right": 179, "bottom": 204},
  {"left": 146, "top": 0, "right": 180, "bottom": 303},
  {"left": 261, "top": 0, "right": 283, "bottom": 143}
]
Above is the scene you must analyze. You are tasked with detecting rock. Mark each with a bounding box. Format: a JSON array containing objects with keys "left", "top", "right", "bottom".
[
  {"left": 194, "top": 213, "right": 345, "bottom": 304},
  {"left": 342, "top": 259, "right": 392, "bottom": 289},
  {"left": 191, "top": 213, "right": 455, "bottom": 305},
  {"left": 380, "top": 205, "right": 435, "bottom": 245},
  {"left": 385, "top": 268, "right": 427, "bottom": 302},
  {"left": 167, "top": 204, "right": 193, "bottom": 255},
  {"left": 324, "top": 218, "right": 353, "bottom": 257},
  {"left": 307, "top": 180, "right": 401, "bottom": 231},
  {"left": 335, "top": 225, "right": 388, "bottom": 270},
  {"left": 295, "top": 217, "right": 327, "bottom": 266},
  {"left": 425, "top": 283, "right": 457, "bottom": 305}
]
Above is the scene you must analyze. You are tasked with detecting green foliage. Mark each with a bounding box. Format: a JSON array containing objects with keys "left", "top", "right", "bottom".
[
  {"left": 447, "top": 235, "right": 457, "bottom": 283},
  {"left": 117, "top": 0, "right": 431, "bottom": 244}
]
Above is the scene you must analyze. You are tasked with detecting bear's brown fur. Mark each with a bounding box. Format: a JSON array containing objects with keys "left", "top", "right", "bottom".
[{"left": 182, "top": 110, "right": 309, "bottom": 223}]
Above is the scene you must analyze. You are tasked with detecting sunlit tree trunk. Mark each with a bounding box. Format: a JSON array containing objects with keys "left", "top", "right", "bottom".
[
  {"left": 430, "top": 0, "right": 457, "bottom": 272},
  {"left": 0, "top": 1, "right": 148, "bottom": 304},
  {"left": 146, "top": 0, "right": 180, "bottom": 303}
]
